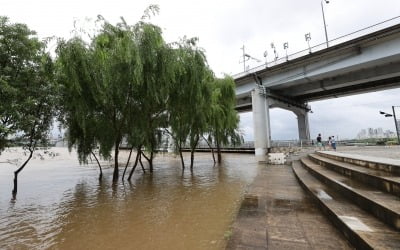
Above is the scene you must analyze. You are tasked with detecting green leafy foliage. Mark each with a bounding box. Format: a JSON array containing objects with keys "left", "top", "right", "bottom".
[
  {"left": 56, "top": 6, "right": 241, "bottom": 175},
  {"left": 1, "top": 7, "right": 243, "bottom": 192},
  {"left": 0, "top": 16, "right": 46, "bottom": 152},
  {"left": 166, "top": 37, "right": 214, "bottom": 168},
  {"left": 0, "top": 16, "right": 57, "bottom": 151},
  {"left": 57, "top": 7, "right": 179, "bottom": 177},
  {"left": 207, "top": 76, "right": 243, "bottom": 163},
  {"left": 56, "top": 17, "right": 143, "bottom": 180},
  {"left": 129, "top": 21, "right": 173, "bottom": 170},
  {"left": 0, "top": 16, "right": 57, "bottom": 194}
]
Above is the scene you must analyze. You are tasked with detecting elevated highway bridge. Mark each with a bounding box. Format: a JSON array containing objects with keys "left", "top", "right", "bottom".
[{"left": 234, "top": 22, "right": 400, "bottom": 160}]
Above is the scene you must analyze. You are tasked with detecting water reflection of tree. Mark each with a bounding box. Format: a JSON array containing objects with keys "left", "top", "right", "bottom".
[{"left": 50, "top": 179, "right": 112, "bottom": 248}]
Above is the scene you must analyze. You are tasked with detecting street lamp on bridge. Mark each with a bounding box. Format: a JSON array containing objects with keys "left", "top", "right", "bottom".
[
  {"left": 283, "top": 42, "right": 289, "bottom": 61},
  {"left": 240, "top": 45, "right": 261, "bottom": 72},
  {"left": 321, "top": 0, "right": 330, "bottom": 47},
  {"left": 305, "top": 33, "right": 312, "bottom": 53}
]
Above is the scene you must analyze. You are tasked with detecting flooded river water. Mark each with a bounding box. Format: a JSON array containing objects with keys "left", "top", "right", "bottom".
[{"left": 0, "top": 148, "right": 258, "bottom": 249}]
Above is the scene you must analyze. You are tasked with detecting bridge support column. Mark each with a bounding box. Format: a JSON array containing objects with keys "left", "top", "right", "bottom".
[
  {"left": 296, "top": 110, "right": 310, "bottom": 141},
  {"left": 252, "top": 88, "right": 271, "bottom": 162}
]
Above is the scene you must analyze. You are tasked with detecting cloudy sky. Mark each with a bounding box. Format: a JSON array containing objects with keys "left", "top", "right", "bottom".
[{"left": 2, "top": 0, "right": 400, "bottom": 140}]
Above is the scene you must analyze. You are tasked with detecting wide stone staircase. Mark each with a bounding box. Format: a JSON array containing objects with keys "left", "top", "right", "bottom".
[{"left": 292, "top": 151, "right": 400, "bottom": 249}]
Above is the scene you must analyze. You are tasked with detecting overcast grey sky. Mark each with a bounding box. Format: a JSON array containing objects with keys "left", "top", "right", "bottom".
[{"left": 2, "top": 0, "right": 400, "bottom": 140}]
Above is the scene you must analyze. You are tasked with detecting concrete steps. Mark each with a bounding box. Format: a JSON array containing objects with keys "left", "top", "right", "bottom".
[
  {"left": 317, "top": 151, "right": 400, "bottom": 175},
  {"left": 301, "top": 157, "right": 400, "bottom": 230},
  {"left": 310, "top": 153, "right": 400, "bottom": 197},
  {"left": 292, "top": 151, "right": 400, "bottom": 249}
]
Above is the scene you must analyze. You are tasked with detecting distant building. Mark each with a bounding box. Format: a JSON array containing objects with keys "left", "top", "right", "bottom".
[
  {"left": 357, "top": 127, "right": 395, "bottom": 139},
  {"left": 357, "top": 129, "right": 367, "bottom": 139},
  {"left": 373, "top": 127, "right": 384, "bottom": 138},
  {"left": 384, "top": 130, "right": 397, "bottom": 138},
  {"left": 368, "top": 128, "right": 374, "bottom": 138}
]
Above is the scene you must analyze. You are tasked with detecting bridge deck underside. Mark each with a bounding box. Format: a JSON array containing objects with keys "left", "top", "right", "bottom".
[{"left": 274, "top": 60, "right": 400, "bottom": 101}]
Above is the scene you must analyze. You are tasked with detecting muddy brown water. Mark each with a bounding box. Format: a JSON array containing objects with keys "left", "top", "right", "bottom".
[{"left": 0, "top": 148, "right": 258, "bottom": 249}]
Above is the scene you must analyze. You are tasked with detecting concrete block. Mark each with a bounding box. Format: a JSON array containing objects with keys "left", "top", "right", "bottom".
[{"left": 268, "top": 153, "right": 286, "bottom": 165}]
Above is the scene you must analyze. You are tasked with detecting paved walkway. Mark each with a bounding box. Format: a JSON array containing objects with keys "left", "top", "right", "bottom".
[
  {"left": 322, "top": 150, "right": 400, "bottom": 167},
  {"left": 337, "top": 145, "right": 400, "bottom": 160},
  {"left": 226, "top": 163, "right": 353, "bottom": 249}
]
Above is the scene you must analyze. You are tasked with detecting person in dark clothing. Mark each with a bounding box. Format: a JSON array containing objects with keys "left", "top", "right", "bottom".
[{"left": 316, "top": 133, "right": 323, "bottom": 150}]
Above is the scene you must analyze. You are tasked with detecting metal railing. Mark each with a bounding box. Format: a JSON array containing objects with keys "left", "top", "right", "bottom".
[
  {"left": 232, "top": 16, "right": 400, "bottom": 79},
  {"left": 185, "top": 140, "right": 315, "bottom": 149},
  {"left": 183, "top": 140, "right": 255, "bottom": 149}
]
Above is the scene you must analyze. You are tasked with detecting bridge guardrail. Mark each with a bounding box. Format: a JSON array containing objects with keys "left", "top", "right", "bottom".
[{"left": 232, "top": 16, "right": 400, "bottom": 79}]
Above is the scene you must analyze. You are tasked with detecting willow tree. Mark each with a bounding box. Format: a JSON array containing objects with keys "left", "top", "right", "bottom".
[
  {"left": 167, "top": 38, "right": 212, "bottom": 169},
  {"left": 56, "top": 17, "right": 141, "bottom": 182},
  {"left": 207, "top": 76, "right": 243, "bottom": 163},
  {"left": 187, "top": 73, "right": 212, "bottom": 169},
  {"left": 125, "top": 120, "right": 145, "bottom": 180},
  {"left": 129, "top": 19, "right": 173, "bottom": 172},
  {"left": 0, "top": 17, "right": 57, "bottom": 195},
  {"left": 62, "top": 107, "right": 105, "bottom": 180}
]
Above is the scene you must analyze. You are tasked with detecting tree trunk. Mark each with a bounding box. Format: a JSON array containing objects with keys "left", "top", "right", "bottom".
[
  {"left": 127, "top": 150, "right": 141, "bottom": 181},
  {"left": 149, "top": 140, "right": 155, "bottom": 173},
  {"left": 190, "top": 148, "right": 195, "bottom": 170},
  {"left": 139, "top": 152, "right": 146, "bottom": 173},
  {"left": 202, "top": 135, "right": 216, "bottom": 164},
  {"left": 149, "top": 151, "right": 154, "bottom": 173},
  {"left": 211, "top": 147, "right": 216, "bottom": 164},
  {"left": 12, "top": 149, "right": 33, "bottom": 196},
  {"left": 91, "top": 151, "right": 103, "bottom": 180},
  {"left": 217, "top": 140, "right": 222, "bottom": 164},
  {"left": 113, "top": 139, "right": 120, "bottom": 182},
  {"left": 141, "top": 151, "right": 153, "bottom": 173},
  {"left": 179, "top": 147, "right": 185, "bottom": 170},
  {"left": 122, "top": 147, "right": 134, "bottom": 180},
  {"left": 190, "top": 136, "right": 199, "bottom": 170}
]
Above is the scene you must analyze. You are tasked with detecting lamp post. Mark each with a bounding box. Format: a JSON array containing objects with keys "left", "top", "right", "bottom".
[
  {"left": 240, "top": 45, "right": 261, "bottom": 72},
  {"left": 283, "top": 42, "right": 289, "bottom": 61},
  {"left": 263, "top": 50, "right": 268, "bottom": 67},
  {"left": 305, "top": 33, "right": 312, "bottom": 53},
  {"left": 379, "top": 107, "right": 400, "bottom": 144},
  {"left": 321, "top": 0, "right": 329, "bottom": 47},
  {"left": 271, "top": 42, "right": 278, "bottom": 61},
  {"left": 240, "top": 45, "right": 248, "bottom": 72}
]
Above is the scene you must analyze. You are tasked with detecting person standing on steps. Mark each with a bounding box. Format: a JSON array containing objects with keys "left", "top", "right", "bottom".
[
  {"left": 316, "top": 133, "right": 323, "bottom": 151},
  {"left": 331, "top": 136, "right": 337, "bottom": 151}
]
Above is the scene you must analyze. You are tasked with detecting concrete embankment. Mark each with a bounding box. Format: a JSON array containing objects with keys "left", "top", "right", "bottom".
[
  {"left": 227, "top": 146, "right": 400, "bottom": 249},
  {"left": 227, "top": 152, "right": 352, "bottom": 249}
]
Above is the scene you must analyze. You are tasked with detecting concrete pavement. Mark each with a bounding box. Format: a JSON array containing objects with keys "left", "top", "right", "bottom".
[{"left": 226, "top": 162, "right": 352, "bottom": 249}]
